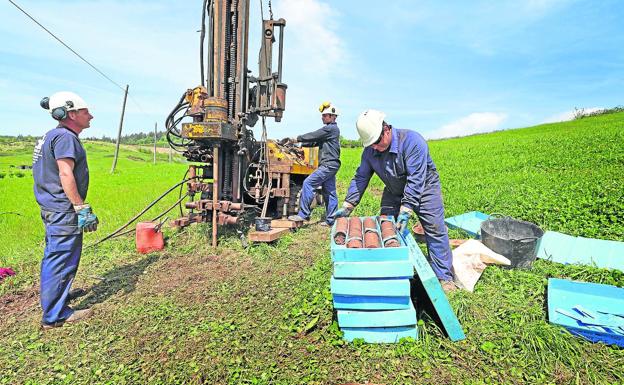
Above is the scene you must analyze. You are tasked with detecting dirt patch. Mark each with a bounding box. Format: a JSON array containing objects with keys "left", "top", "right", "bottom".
[{"left": 0, "top": 286, "right": 39, "bottom": 327}]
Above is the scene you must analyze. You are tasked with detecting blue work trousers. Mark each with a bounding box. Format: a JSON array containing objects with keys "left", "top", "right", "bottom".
[
  {"left": 39, "top": 210, "right": 82, "bottom": 325},
  {"left": 380, "top": 179, "right": 453, "bottom": 281},
  {"left": 298, "top": 165, "right": 339, "bottom": 225}
]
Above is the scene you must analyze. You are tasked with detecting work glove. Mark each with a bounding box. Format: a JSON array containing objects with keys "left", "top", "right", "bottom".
[
  {"left": 75, "top": 204, "right": 99, "bottom": 232},
  {"left": 318, "top": 101, "right": 331, "bottom": 113},
  {"left": 334, "top": 202, "right": 354, "bottom": 218},
  {"left": 395, "top": 206, "right": 413, "bottom": 236},
  {"left": 281, "top": 137, "right": 297, "bottom": 145}
]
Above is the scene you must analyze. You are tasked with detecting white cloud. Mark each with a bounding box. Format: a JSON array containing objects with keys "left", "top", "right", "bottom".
[
  {"left": 428, "top": 112, "right": 508, "bottom": 139},
  {"left": 541, "top": 107, "right": 605, "bottom": 123},
  {"left": 275, "top": 0, "right": 346, "bottom": 76}
]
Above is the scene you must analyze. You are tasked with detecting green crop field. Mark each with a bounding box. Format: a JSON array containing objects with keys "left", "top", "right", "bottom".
[{"left": 1, "top": 113, "right": 623, "bottom": 384}]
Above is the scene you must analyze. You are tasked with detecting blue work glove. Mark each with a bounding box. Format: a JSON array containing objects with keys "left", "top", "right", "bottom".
[
  {"left": 75, "top": 204, "right": 99, "bottom": 232},
  {"left": 334, "top": 202, "right": 354, "bottom": 218},
  {"left": 395, "top": 206, "right": 413, "bottom": 236}
]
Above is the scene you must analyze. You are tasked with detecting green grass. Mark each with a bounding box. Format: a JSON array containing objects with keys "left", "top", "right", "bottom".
[{"left": 1, "top": 114, "right": 624, "bottom": 384}]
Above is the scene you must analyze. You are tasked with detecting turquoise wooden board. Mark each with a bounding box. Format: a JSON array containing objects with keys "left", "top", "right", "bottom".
[
  {"left": 537, "top": 231, "right": 624, "bottom": 272},
  {"left": 342, "top": 326, "right": 418, "bottom": 343},
  {"left": 548, "top": 278, "right": 624, "bottom": 347},
  {"left": 337, "top": 303, "right": 416, "bottom": 328},
  {"left": 333, "top": 295, "right": 412, "bottom": 310},
  {"left": 444, "top": 211, "right": 490, "bottom": 238},
  {"left": 331, "top": 216, "right": 411, "bottom": 262},
  {"left": 331, "top": 246, "right": 411, "bottom": 262},
  {"left": 333, "top": 260, "right": 414, "bottom": 279},
  {"left": 401, "top": 232, "right": 466, "bottom": 342},
  {"left": 330, "top": 277, "right": 411, "bottom": 297}
]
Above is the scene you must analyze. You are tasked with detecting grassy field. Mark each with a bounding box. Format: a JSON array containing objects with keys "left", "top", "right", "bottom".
[{"left": 1, "top": 113, "right": 623, "bottom": 384}]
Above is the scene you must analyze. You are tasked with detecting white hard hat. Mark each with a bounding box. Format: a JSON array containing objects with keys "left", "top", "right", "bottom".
[
  {"left": 48, "top": 91, "right": 89, "bottom": 112},
  {"left": 318, "top": 101, "right": 339, "bottom": 116},
  {"left": 356, "top": 109, "right": 386, "bottom": 147},
  {"left": 320, "top": 105, "right": 339, "bottom": 116}
]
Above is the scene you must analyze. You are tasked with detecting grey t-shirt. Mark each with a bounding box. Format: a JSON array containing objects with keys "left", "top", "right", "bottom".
[{"left": 33, "top": 126, "right": 89, "bottom": 212}]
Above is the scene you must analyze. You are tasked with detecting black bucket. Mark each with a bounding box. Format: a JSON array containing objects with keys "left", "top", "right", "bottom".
[
  {"left": 255, "top": 217, "right": 272, "bottom": 232},
  {"left": 480, "top": 216, "right": 544, "bottom": 269}
]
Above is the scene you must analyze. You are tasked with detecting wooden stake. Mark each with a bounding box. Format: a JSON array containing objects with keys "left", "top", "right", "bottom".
[
  {"left": 110, "top": 84, "right": 129, "bottom": 173},
  {"left": 153, "top": 122, "right": 157, "bottom": 165}
]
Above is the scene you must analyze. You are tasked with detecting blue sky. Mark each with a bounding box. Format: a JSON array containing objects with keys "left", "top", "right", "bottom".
[{"left": 1, "top": 0, "right": 622, "bottom": 141}]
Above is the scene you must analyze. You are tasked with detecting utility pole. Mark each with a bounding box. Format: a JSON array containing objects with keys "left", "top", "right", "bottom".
[
  {"left": 153, "top": 122, "right": 157, "bottom": 165},
  {"left": 110, "top": 84, "right": 129, "bottom": 173},
  {"left": 169, "top": 147, "right": 173, "bottom": 163}
]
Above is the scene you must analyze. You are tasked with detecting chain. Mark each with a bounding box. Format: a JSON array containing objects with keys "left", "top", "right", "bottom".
[{"left": 268, "top": 0, "right": 273, "bottom": 20}]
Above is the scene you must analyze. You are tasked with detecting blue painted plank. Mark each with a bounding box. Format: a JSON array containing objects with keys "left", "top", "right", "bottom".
[
  {"left": 537, "top": 231, "right": 624, "bottom": 272},
  {"left": 331, "top": 216, "right": 411, "bottom": 262},
  {"left": 333, "top": 295, "right": 412, "bottom": 310},
  {"left": 333, "top": 261, "right": 414, "bottom": 279},
  {"left": 337, "top": 303, "right": 416, "bottom": 328},
  {"left": 548, "top": 278, "right": 624, "bottom": 347},
  {"left": 330, "top": 277, "right": 411, "bottom": 297},
  {"left": 444, "top": 211, "right": 490, "bottom": 238},
  {"left": 342, "top": 326, "right": 418, "bottom": 343},
  {"left": 401, "top": 232, "right": 466, "bottom": 342},
  {"left": 331, "top": 246, "right": 411, "bottom": 262}
]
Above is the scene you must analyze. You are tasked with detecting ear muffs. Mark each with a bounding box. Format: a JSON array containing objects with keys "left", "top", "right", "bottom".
[
  {"left": 40, "top": 97, "right": 70, "bottom": 120},
  {"left": 51, "top": 107, "right": 67, "bottom": 121}
]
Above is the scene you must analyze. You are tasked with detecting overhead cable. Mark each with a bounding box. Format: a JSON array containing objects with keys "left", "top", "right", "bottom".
[{"left": 7, "top": 0, "right": 126, "bottom": 93}]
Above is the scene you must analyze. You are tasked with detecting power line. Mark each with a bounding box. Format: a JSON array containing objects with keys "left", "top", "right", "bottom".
[{"left": 7, "top": 0, "right": 126, "bottom": 93}]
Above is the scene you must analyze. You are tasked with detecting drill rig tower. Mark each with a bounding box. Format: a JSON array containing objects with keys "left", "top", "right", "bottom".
[{"left": 166, "top": 0, "right": 318, "bottom": 246}]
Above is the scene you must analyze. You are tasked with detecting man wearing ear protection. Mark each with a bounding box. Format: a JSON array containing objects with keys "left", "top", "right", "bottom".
[
  {"left": 284, "top": 101, "right": 341, "bottom": 226},
  {"left": 335, "top": 109, "right": 456, "bottom": 292},
  {"left": 33, "top": 91, "right": 98, "bottom": 329}
]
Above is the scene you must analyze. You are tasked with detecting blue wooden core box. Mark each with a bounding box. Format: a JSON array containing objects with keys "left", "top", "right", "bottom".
[{"left": 330, "top": 217, "right": 418, "bottom": 343}]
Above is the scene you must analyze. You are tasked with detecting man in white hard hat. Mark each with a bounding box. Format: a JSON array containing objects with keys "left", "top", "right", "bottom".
[
  {"left": 335, "top": 109, "right": 456, "bottom": 292},
  {"left": 284, "top": 101, "right": 341, "bottom": 226},
  {"left": 33, "top": 91, "right": 99, "bottom": 329}
]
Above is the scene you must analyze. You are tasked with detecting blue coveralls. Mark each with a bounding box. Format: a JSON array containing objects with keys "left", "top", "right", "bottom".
[
  {"left": 345, "top": 127, "right": 453, "bottom": 281},
  {"left": 296, "top": 122, "right": 341, "bottom": 225},
  {"left": 32, "top": 126, "right": 89, "bottom": 325}
]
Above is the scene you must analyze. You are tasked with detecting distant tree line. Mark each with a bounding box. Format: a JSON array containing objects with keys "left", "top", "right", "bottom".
[
  {"left": 83, "top": 131, "right": 169, "bottom": 147},
  {"left": 574, "top": 106, "right": 624, "bottom": 120}
]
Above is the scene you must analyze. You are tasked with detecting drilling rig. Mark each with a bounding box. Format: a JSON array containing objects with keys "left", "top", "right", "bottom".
[{"left": 165, "top": 0, "right": 318, "bottom": 246}]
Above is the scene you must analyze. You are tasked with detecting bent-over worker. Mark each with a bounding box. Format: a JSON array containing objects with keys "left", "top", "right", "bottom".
[{"left": 335, "top": 109, "right": 456, "bottom": 292}]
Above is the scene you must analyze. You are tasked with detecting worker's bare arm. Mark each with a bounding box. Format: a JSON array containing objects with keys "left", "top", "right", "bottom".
[{"left": 57, "top": 158, "right": 84, "bottom": 206}]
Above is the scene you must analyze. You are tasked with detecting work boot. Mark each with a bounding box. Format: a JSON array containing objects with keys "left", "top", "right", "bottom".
[
  {"left": 440, "top": 280, "right": 458, "bottom": 293},
  {"left": 68, "top": 288, "right": 86, "bottom": 300},
  {"left": 288, "top": 215, "right": 305, "bottom": 222},
  {"left": 41, "top": 308, "right": 93, "bottom": 330}
]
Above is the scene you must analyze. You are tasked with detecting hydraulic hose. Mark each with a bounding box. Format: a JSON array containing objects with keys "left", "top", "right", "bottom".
[
  {"left": 88, "top": 177, "right": 199, "bottom": 248},
  {"left": 89, "top": 193, "right": 190, "bottom": 245}
]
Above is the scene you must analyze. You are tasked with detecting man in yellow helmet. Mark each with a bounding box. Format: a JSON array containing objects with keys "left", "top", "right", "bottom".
[{"left": 284, "top": 102, "right": 341, "bottom": 226}]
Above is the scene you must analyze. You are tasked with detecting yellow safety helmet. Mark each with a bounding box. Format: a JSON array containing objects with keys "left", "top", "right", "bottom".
[{"left": 319, "top": 101, "right": 339, "bottom": 116}]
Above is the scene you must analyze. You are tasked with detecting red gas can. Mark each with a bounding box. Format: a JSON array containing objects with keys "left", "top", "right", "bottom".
[{"left": 136, "top": 221, "right": 164, "bottom": 254}]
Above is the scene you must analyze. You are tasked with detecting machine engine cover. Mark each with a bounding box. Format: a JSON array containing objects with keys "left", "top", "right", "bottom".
[{"left": 182, "top": 122, "right": 237, "bottom": 141}]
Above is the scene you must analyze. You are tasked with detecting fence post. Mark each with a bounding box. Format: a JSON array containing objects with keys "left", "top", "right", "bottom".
[{"left": 110, "top": 84, "right": 129, "bottom": 173}]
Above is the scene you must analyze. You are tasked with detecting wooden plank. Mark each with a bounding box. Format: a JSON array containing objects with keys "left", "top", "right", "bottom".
[
  {"left": 444, "top": 211, "right": 490, "bottom": 238},
  {"left": 402, "top": 232, "right": 466, "bottom": 341},
  {"left": 331, "top": 246, "right": 411, "bottom": 262},
  {"left": 342, "top": 326, "right": 418, "bottom": 343},
  {"left": 333, "top": 261, "right": 414, "bottom": 279},
  {"left": 333, "top": 295, "right": 412, "bottom": 310},
  {"left": 248, "top": 227, "right": 290, "bottom": 242},
  {"left": 337, "top": 304, "right": 416, "bottom": 328},
  {"left": 537, "top": 231, "right": 624, "bottom": 272},
  {"left": 330, "top": 277, "right": 410, "bottom": 297},
  {"left": 271, "top": 219, "right": 301, "bottom": 229}
]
